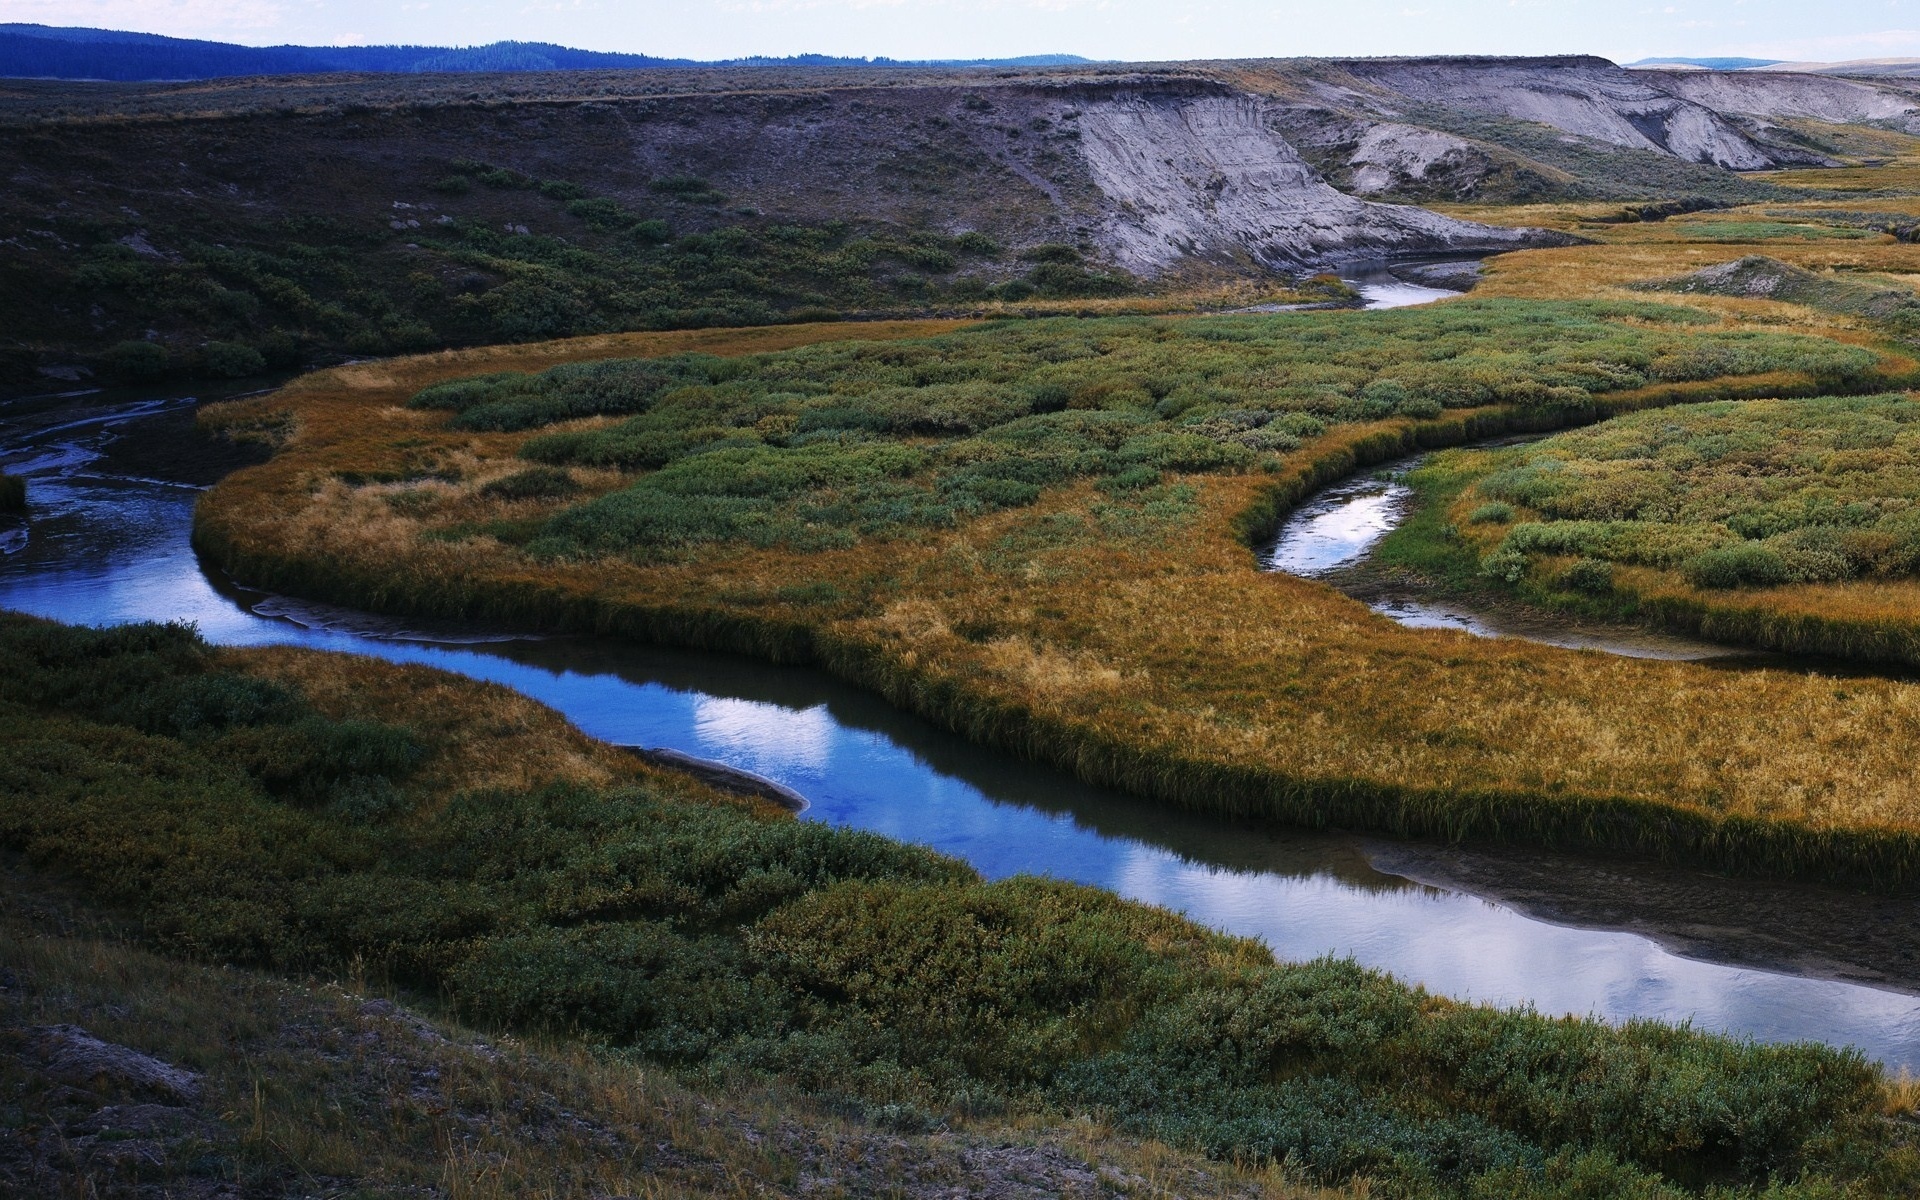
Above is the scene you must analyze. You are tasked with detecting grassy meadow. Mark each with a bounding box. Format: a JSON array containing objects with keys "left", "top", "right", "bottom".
[
  {"left": 29, "top": 79, "right": 1920, "bottom": 1200},
  {"left": 403, "top": 298, "right": 1870, "bottom": 561},
  {"left": 191, "top": 298, "right": 1920, "bottom": 885},
  {"left": 3, "top": 610, "right": 1915, "bottom": 1199}
]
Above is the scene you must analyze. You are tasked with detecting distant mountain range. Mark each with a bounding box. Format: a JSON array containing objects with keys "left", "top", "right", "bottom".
[
  {"left": 0, "top": 24, "right": 1090, "bottom": 82},
  {"left": 1625, "top": 55, "right": 1920, "bottom": 77},
  {"left": 1625, "top": 57, "right": 1786, "bottom": 71}
]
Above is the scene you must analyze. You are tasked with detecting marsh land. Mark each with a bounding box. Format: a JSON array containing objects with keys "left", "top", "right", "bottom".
[{"left": 12, "top": 52, "right": 1920, "bottom": 1199}]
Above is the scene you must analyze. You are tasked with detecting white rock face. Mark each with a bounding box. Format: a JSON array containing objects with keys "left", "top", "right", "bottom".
[
  {"left": 1330, "top": 57, "right": 1920, "bottom": 167},
  {"left": 1346, "top": 124, "right": 1481, "bottom": 194},
  {"left": 1340, "top": 58, "right": 1777, "bottom": 168},
  {"left": 1645, "top": 70, "right": 1919, "bottom": 125},
  {"left": 1074, "top": 92, "right": 1552, "bottom": 272}
]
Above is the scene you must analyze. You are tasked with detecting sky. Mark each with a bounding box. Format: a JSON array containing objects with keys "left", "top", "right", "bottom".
[{"left": 7, "top": 0, "right": 1920, "bottom": 66}]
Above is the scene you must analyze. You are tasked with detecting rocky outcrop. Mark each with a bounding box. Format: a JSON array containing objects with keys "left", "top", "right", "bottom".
[
  {"left": 604, "top": 76, "right": 1566, "bottom": 276},
  {"left": 1343, "top": 123, "right": 1483, "bottom": 194},
  {"left": 29, "top": 1025, "right": 202, "bottom": 1104},
  {"left": 1337, "top": 56, "right": 1779, "bottom": 169},
  {"left": 1642, "top": 69, "right": 1920, "bottom": 127},
  {"left": 1640, "top": 255, "right": 1920, "bottom": 323},
  {"left": 1073, "top": 90, "right": 1563, "bottom": 271}
]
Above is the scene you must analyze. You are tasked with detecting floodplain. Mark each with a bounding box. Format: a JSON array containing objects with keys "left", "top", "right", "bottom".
[{"left": 19, "top": 56, "right": 1920, "bottom": 1200}]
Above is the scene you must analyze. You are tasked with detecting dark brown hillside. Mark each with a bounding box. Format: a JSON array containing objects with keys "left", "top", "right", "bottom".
[
  {"left": 5, "top": 53, "right": 1911, "bottom": 395},
  {"left": 0, "top": 69, "right": 1550, "bottom": 395}
]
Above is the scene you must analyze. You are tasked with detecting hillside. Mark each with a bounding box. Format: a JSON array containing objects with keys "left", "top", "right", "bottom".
[{"left": 6, "top": 53, "right": 1920, "bottom": 395}]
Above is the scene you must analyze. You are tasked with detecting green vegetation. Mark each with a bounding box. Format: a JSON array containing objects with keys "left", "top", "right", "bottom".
[
  {"left": 1641, "top": 256, "right": 1920, "bottom": 334},
  {"left": 51, "top": 167, "right": 1069, "bottom": 380},
  {"left": 0, "top": 624, "right": 1294, "bottom": 1200},
  {"left": 3, "top": 612, "right": 1913, "bottom": 1198},
  {"left": 0, "top": 473, "right": 22, "bottom": 513},
  {"left": 405, "top": 301, "right": 1877, "bottom": 559},
  {"left": 1457, "top": 395, "right": 1920, "bottom": 589},
  {"left": 5, "top": 150, "right": 1136, "bottom": 392}
]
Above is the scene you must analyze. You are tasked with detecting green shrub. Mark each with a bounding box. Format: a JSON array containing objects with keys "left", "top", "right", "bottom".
[
  {"left": 565, "top": 196, "right": 631, "bottom": 228},
  {"left": 650, "top": 174, "right": 723, "bottom": 203},
  {"left": 955, "top": 231, "right": 1000, "bottom": 257},
  {"left": 203, "top": 341, "right": 266, "bottom": 378},
  {"left": 1360, "top": 378, "right": 1410, "bottom": 417},
  {"left": 479, "top": 466, "right": 580, "bottom": 501},
  {"left": 1684, "top": 544, "right": 1791, "bottom": 589},
  {"left": 1481, "top": 548, "right": 1530, "bottom": 583},
  {"left": 1468, "top": 502, "right": 1514, "bottom": 524},
  {"left": 1560, "top": 558, "right": 1614, "bottom": 594},
  {"left": 1025, "top": 261, "right": 1133, "bottom": 299},
  {"left": 1020, "top": 243, "right": 1083, "bottom": 264},
  {"left": 628, "top": 218, "right": 671, "bottom": 244},
  {"left": 102, "top": 339, "right": 171, "bottom": 383},
  {"left": 537, "top": 179, "right": 589, "bottom": 202},
  {"left": 480, "top": 278, "right": 600, "bottom": 342}
]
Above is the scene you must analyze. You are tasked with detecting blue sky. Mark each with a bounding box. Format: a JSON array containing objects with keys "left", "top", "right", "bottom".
[{"left": 9, "top": 0, "right": 1920, "bottom": 65}]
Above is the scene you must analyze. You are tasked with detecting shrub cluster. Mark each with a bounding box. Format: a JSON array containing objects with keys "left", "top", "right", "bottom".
[
  {"left": 404, "top": 301, "right": 1876, "bottom": 558},
  {"left": 0, "top": 618, "right": 422, "bottom": 823},
  {"left": 0, "top": 613, "right": 1908, "bottom": 1199},
  {"left": 39, "top": 160, "right": 1131, "bottom": 389},
  {"left": 1469, "top": 395, "right": 1920, "bottom": 588}
]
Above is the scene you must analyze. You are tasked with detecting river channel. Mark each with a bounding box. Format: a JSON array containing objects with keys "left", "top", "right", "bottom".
[{"left": 5, "top": 352, "right": 1919, "bottom": 1071}]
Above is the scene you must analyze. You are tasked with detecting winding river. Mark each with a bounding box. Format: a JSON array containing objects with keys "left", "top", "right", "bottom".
[{"left": 5, "top": 340, "right": 1920, "bottom": 1071}]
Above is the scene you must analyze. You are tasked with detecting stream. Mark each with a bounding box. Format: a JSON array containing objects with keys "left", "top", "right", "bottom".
[{"left": 4, "top": 368, "right": 1919, "bottom": 1072}]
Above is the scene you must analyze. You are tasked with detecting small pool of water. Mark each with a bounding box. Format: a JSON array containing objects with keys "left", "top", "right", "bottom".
[
  {"left": 5, "top": 389, "right": 1919, "bottom": 1070},
  {"left": 1265, "top": 470, "right": 1416, "bottom": 576},
  {"left": 1343, "top": 263, "right": 1471, "bottom": 310}
]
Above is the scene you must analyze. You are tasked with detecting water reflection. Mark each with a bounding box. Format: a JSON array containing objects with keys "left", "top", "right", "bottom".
[
  {"left": 1343, "top": 263, "right": 1474, "bottom": 310},
  {"left": 1364, "top": 592, "right": 1772, "bottom": 661},
  {"left": 1265, "top": 470, "right": 1414, "bottom": 576},
  {"left": 3, "top": 389, "right": 1919, "bottom": 1069}
]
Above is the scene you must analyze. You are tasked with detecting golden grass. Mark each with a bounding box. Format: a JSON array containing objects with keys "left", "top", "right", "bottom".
[
  {"left": 210, "top": 642, "right": 811, "bottom": 826},
  {"left": 191, "top": 288, "right": 1920, "bottom": 884},
  {"left": 1462, "top": 225, "right": 1920, "bottom": 353},
  {"left": 230, "top": 646, "right": 648, "bottom": 802}
]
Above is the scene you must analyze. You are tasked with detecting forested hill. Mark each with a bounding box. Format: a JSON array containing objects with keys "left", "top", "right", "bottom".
[{"left": 0, "top": 25, "right": 1089, "bottom": 82}]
